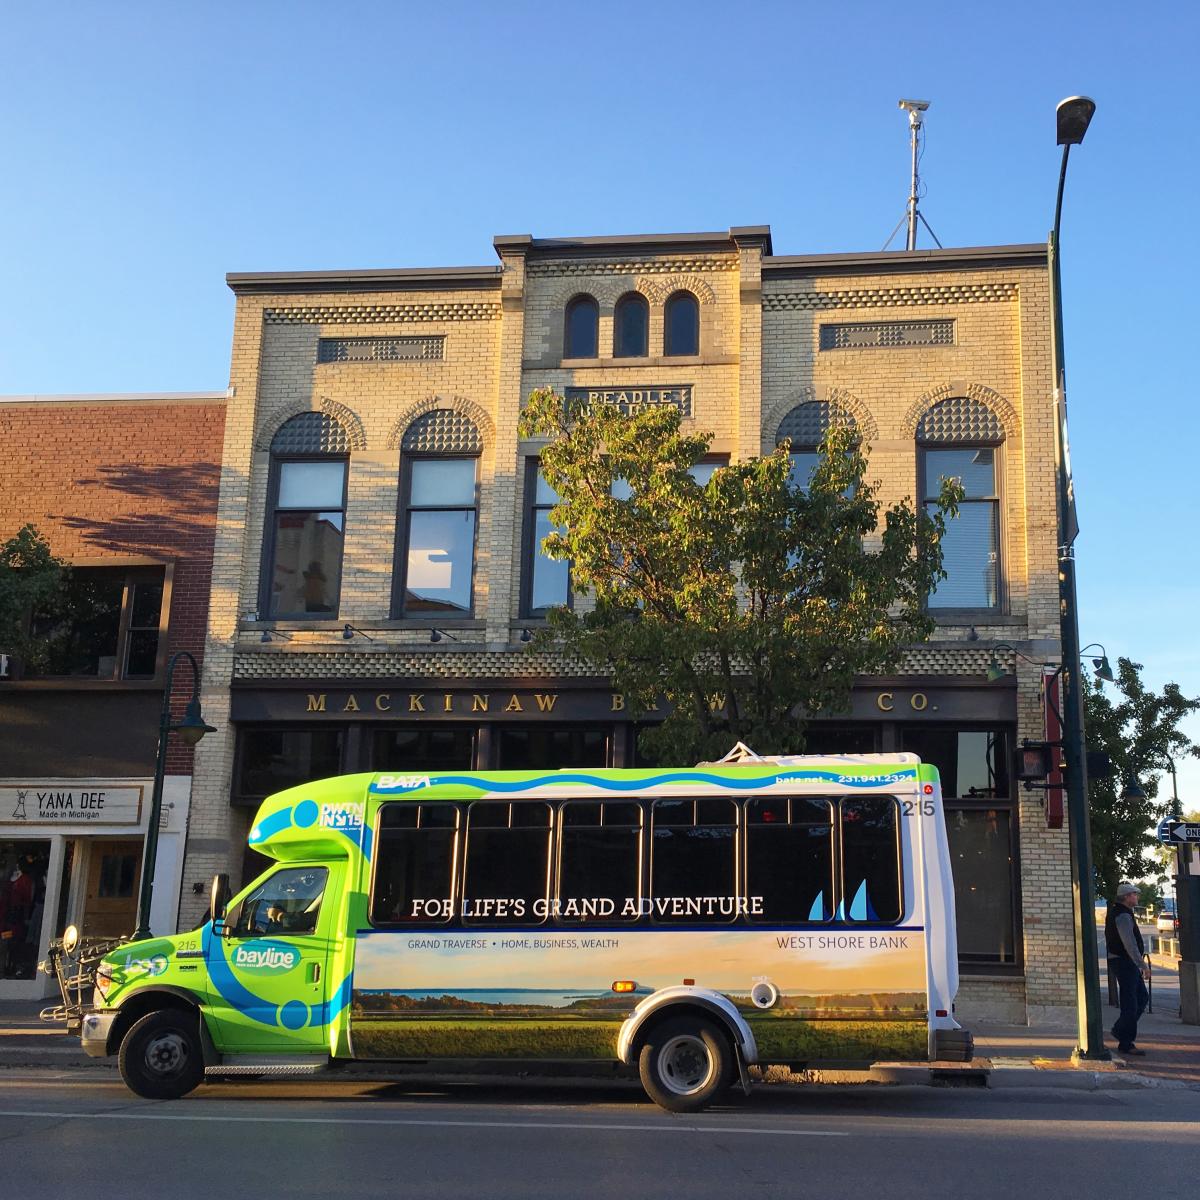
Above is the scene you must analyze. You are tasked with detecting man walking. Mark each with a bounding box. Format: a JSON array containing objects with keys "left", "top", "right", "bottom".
[{"left": 1106, "top": 882, "right": 1150, "bottom": 1056}]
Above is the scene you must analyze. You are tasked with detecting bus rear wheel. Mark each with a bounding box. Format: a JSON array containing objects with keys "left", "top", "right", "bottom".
[
  {"left": 638, "top": 1016, "right": 733, "bottom": 1113},
  {"left": 118, "top": 1009, "right": 205, "bottom": 1100}
]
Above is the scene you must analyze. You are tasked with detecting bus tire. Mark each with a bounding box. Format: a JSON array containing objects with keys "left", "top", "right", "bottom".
[
  {"left": 118, "top": 1009, "right": 205, "bottom": 1100},
  {"left": 638, "top": 1015, "right": 733, "bottom": 1113}
]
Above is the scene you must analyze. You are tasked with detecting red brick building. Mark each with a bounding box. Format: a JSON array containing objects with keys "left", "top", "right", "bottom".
[{"left": 0, "top": 392, "right": 226, "bottom": 998}]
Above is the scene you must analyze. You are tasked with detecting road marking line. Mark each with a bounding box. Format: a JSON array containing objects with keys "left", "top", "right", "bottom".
[{"left": 0, "top": 1108, "right": 845, "bottom": 1137}]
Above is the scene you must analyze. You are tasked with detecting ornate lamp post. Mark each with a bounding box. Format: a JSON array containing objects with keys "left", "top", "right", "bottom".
[{"left": 132, "top": 651, "right": 215, "bottom": 941}]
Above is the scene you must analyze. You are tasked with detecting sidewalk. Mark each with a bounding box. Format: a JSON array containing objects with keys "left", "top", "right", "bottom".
[{"left": 5, "top": 956, "right": 1199, "bottom": 1088}]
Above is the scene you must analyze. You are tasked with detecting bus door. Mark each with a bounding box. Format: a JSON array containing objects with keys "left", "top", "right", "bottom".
[{"left": 207, "top": 864, "right": 341, "bottom": 1053}]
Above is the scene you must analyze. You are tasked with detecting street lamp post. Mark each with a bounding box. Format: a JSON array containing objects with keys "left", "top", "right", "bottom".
[
  {"left": 1049, "top": 95, "right": 1109, "bottom": 1061},
  {"left": 132, "top": 651, "right": 216, "bottom": 942}
]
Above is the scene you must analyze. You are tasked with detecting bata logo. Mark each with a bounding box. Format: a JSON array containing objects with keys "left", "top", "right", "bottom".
[
  {"left": 319, "top": 802, "right": 365, "bottom": 829},
  {"left": 377, "top": 774, "right": 431, "bottom": 791},
  {"left": 232, "top": 942, "right": 299, "bottom": 974}
]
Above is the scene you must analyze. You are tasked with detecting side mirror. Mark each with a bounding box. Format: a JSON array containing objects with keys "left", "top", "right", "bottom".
[{"left": 210, "top": 873, "right": 231, "bottom": 922}]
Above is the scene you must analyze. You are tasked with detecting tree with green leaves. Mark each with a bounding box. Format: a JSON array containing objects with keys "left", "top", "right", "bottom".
[
  {"left": 0, "top": 524, "right": 67, "bottom": 675},
  {"left": 1085, "top": 657, "right": 1200, "bottom": 900},
  {"left": 517, "top": 389, "right": 963, "bottom": 763}
]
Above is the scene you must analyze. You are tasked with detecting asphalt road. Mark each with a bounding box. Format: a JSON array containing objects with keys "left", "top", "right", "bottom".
[{"left": 0, "top": 1072, "right": 1196, "bottom": 1200}]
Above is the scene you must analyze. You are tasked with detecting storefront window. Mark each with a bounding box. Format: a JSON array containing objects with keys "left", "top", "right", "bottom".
[
  {"left": 234, "top": 728, "right": 345, "bottom": 804},
  {"left": 373, "top": 726, "right": 473, "bottom": 772},
  {"left": 0, "top": 842, "right": 51, "bottom": 980},
  {"left": 497, "top": 725, "right": 608, "bottom": 769},
  {"left": 901, "top": 724, "right": 1019, "bottom": 969}
]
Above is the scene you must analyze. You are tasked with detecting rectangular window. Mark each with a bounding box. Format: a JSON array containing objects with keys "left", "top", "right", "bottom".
[
  {"left": 649, "top": 799, "right": 738, "bottom": 923},
  {"left": 30, "top": 566, "right": 166, "bottom": 681},
  {"left": 372, "top": 726, "right": 474, "bottom": 772},
  {"left": 461, "top": 802, "right": 551, "bottom": 924},
  {"left": 924, "top": 447, "right": 1000, "bottom": 609},
  {"left": 400, "top": 458, "right": 477, "bottom": 615},
  {"left": 745, "top": 797, "right": 834, "bottom": 922},
  {"left": 522, "top": 460, "right": 569, "bottom": 616},
  {"left": 840, "top": 796, "right": 901, "bottom": 923},
  {"left": 234, "top": 866, "right": 328, "bottom": 937},
  {"left": 900, "top": 727, "right": 1011, "bottom": 799},
  {"left": 266, "top": 459, "right": 347, "bottom": 618},
  {"left": 496, "top": 726, "right": 608, "bottom": 769},
  {"left": 556, "top": 801, "right": 642, "bottom": 923},
  {"left": 234, "top": 728, "right": 345, "bottom": 805},
  {"left": 371, "top": 803, "right": 460, "bottom": 925}
]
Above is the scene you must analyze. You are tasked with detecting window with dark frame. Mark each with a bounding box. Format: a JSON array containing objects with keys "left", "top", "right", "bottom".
[
  {"left": 556, "top": 801, "right": 642, "bottom": 923},
  {"left": 263, "top": 413, "right": 351, "bottom": 619},
  {"left": 745, "top": 797, "right": 834, "bottom": 923},
  {"left": 461, "top": 802, "right": 552, "bottom": 925},
  {"left": 663, "top": 291, "right": 699, "bottom": 356},
  {"left": 840, "top": 796, "right": 901, "bottom": 923},
  {"left": 234, "top": 728, "right": 345, "bottom": 805},
  {"left": 496, "top": 726, "right": 608, "bottom": 770},
  {"left": 917, "top": 397, "right": 1005, "bottom": 611},
  {"left": 776, "top": 401, "right": 857, "bottom": 495},
  {"left": 371, "top": 803, "right": 461, "bottom": 926},
  {"left": 901, "top": 725, "right": 1019, "bottom": 967},
  {"left": 372, "top": 726, "right": 474, "bottom": 773},
  {"left": 396, "top": 410, "right": 482, "bottom": 618},
  {"left": 522, "top": 459, "right": 569, "bottom": 616},
  {"left": 649, "top": 798, "right": 737, "bottom": 923},
  {"left": 613, "top": 292, "right": 649, "bottom": 358},
  {"left": 29, "top": 566, "right": 166, "bottom": 681},
  {"left": 564, "top": 294, "right": 599, "bottom": 359}
]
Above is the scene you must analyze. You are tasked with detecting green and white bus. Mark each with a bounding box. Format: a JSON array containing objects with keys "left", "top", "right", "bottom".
[{"left": 81, "top": 752, "right": 971, "bottom": 1111}]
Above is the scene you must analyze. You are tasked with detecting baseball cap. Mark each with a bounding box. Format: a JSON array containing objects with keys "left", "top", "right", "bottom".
[{"left": 1116, "top": 882, "right": 1140, "bottom": 897}]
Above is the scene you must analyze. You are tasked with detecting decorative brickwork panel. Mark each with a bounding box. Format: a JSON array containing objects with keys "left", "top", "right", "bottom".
[
  {"left": 269, "top": 411, "right": 351, "bottom": 454},
  {"left": 820, "top": 319, "right": 954, "bottom": 350},
  {"left": 527, "top": 257, "right": 738, "bottom": 278},
  {"left": 917, "top": 396, "right": 1004, "bottom": 443},
  {"left": 317, "top": 335, "right": 445, "bottom": 363},
  {"left": 776, "top": 400, "right": 856, "bottom": 446},
  {"left": 265, "top": 301, "right": 498, "bottom": 324},
  {"left": 400, "top": 409, "right": 483, "bottom": 454},
  {"left": 764, "top": 282, "right": 1017, "bottom": 311}
]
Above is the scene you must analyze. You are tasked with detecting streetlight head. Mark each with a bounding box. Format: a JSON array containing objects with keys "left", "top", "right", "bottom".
[
  {"left": 1092, "top": 655, "right": 1114, "bottom": 683},
  {"left": 986, "top": 654, "right": 1008, "bottom": 683},
  {"left": 1120, "top": 778, "right": 1147, "bottom": 803},
  {"left": 174, "top": 697, "right": 217, "bottom": 747},
  {"left": 1057, "top": 96, "right": 1096, "bottom": 146}
]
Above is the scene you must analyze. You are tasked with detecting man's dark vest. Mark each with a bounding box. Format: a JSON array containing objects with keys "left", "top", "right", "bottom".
[{"left": 1105, "top": 902, "right": 1146, "bottom": 961}]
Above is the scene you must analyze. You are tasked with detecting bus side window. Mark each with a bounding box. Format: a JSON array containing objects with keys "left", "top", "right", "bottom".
[
  {"left": 462, "top": 802, "right": 551, "bottom": 924},
  {"left": 840, "top": 796, "right": 902, "bottom": 924},
  {"left": 556, "top": 801, "right": 642, "bottom": 923},
  {"left": 238, "top": 867, "right": 329, "bottom": 937},
  {"left": 371, "top": 803, "right": 460, "bottom": 925},
  {"left": 745, "top": 797, "right": 833, "bottom": 923},
  {"left": 650, "top": 798, "right": 737, "bottom": 923}
]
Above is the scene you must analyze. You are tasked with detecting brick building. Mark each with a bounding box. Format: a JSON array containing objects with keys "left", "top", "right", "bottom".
[
  {"left": 183, "top": 228, "right": 1071, "bottom": 1025},
  {"left": 0, "top": 393, "right": 226, "bottom": 998}
]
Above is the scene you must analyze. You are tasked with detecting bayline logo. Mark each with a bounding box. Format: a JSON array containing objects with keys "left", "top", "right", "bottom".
[{"left": 233, "top": 942, "right": 299, "bottom": 975}]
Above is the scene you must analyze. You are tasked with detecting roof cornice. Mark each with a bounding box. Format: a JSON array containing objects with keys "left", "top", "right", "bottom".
[
  {"left": 227, "top": 265, "right": 503, "bottom": 295},
  {"left": 764, "top": 244, "right": 1047, "bottom": 278}
]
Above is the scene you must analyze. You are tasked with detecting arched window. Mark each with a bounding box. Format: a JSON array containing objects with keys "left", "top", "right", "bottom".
[
  {"left": 917, "top": 396, "right": 1004, "bottom": 611},
  {"left": 775, "top": 401, "right": 857, "bottom": 493},
  {"left": 263, "top": 412, "right": 350, "bottom": 618},
  {"left": 613, "top": 292, "right": 649, "bottom": 358},
  {"left": 563, "top": 294, "right": 598, "bottom": 359},
  {"left": 395, "top": 409, "right": 483, "bottom": 617},
  {"left": 664, "top": 290, "right": 699, "bottom": 356}
]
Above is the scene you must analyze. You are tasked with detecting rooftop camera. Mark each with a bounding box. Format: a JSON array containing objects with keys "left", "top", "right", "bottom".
[{"left": 898, "top": 99, "right": 930, "bottom": 112}]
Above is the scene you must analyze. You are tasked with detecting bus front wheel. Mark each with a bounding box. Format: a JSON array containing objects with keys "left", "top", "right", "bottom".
[
  {"left": 638, "top": 1015, "right": 733, "bottom": 1113},
  {"left": 118, "top": 1009, "right": 205, "bottom": 1100}
]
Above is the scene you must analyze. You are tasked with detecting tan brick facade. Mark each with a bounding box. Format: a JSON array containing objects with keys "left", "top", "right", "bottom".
[{"left": 184, "top": 230, "right": 1073, "bottom": 1025}]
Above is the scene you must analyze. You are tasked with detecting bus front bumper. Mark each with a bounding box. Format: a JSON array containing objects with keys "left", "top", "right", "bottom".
[{"left": 80, "top": 1010, "right": 118, "bottom": 1058}]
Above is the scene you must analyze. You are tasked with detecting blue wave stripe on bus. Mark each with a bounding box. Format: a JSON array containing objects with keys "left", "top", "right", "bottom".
[
  {"left": 249, "top": 806, "right": 294, "bottom": 844},
  {"left": 369, "top": 767, "right": 917, "bottom": 796}
]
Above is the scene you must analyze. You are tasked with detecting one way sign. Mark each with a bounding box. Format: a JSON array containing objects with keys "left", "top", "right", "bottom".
[{"left": 1157, "top": 818, "right": 1200, "bottom": 844}]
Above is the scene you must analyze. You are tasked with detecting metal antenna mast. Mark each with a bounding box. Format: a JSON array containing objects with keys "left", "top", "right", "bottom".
[{"left": 883, "top": 99, "right": 942, "bottom": 251}]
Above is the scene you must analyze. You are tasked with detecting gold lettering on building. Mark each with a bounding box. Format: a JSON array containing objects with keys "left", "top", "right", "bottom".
[
  {"left": 535, "top": 693, "right": 558, "bottom": 712},
  {"left": 611, "top": 693, "right": 625, "bottom": 711},
  {"left": 343, "top": 695, "right": 360, "bottom": 712},
  {"left": 443, "top": 694, "right": 453, "bottom": 712},
  {"left": 910, "top": 692, "right": 928, "bottom": 711},
  {"left": 876, "top": 692, "right": 895, "bottom": 712},
  {"left": 375, "top": 693, "right": 391, "bottom": 712},
  {"left": 409, "top": 694, "right": 425, "bottom": 712},
  {"left": 472, "top": 694, "right": 489, "bottom": 712},
  {"left": 505, "top": 694, "right": 524, "bottom": 712},
  {"left": 306, "top": 693, "right": 327, "bottom": 713}
]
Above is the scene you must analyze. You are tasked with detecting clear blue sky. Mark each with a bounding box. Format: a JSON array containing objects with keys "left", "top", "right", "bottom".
[{"left": 2, "top": 1, "right": 1197, "bottom": 804}]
